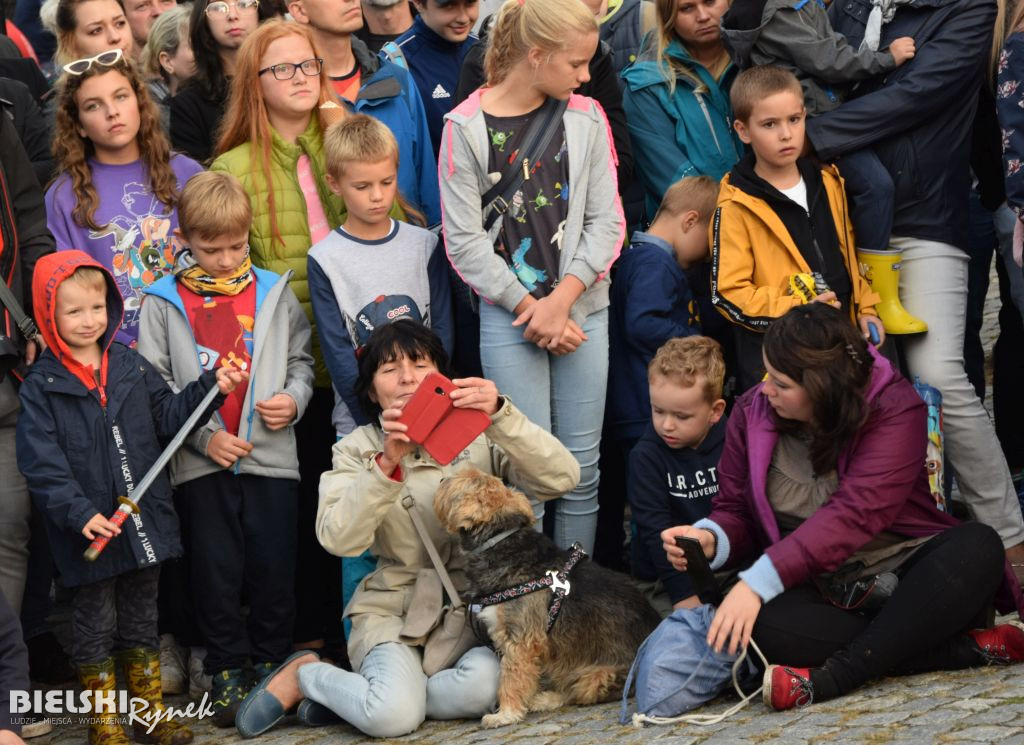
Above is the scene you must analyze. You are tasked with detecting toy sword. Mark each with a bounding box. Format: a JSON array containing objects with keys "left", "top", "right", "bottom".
[{"left": 83, "top": 383, "right": 220, "bottom": 562}]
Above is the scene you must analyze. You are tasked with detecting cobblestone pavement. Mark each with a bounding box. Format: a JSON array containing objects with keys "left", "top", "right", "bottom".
[
  {"left": 35, "top": 652, "right": 1024, "bottom": 745},
  {"left": 33, "top": 269, "right": 1023, "bottom": 745}
]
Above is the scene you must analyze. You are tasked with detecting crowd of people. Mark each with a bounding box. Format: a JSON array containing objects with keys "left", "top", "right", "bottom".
[{"left": 2, "top": 0, "right": 1024, "bottom": 741}]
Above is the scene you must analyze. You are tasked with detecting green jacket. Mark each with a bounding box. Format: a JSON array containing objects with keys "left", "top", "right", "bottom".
[{"left": 211, "top": 118, "right": 345, "bottom": 387}]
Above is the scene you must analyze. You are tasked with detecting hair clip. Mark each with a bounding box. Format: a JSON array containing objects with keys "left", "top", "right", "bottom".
[{"left": 845, "top": 343, "right": 861, "bottom": 364}]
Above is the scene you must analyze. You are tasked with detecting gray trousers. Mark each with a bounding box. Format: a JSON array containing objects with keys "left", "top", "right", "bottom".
[
  {"left": 0, "top": 379, "right": 31, "bottom": 615},
  {"left": 70, "top": 565, "right": 161, "bottom": 665},
  {"left": 893, "top": 235, "right": 1024, "bottom": 546}
]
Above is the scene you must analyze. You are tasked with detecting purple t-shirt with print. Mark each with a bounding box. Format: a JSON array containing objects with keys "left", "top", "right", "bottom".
[{"left": 44, "top": 153, "right": 204, "bottom": 346}]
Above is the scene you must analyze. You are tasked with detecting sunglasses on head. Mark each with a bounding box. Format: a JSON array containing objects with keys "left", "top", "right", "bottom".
[{"left": 63, "top": 48, "right": 125, "bottom": 76}]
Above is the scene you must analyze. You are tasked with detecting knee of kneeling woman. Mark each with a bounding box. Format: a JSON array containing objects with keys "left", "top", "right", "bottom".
[
  {"left": 361, "top": 697, "right": 426, "bottom": 738},
  {"left": 425, "top": 647, "right": 500, "bottom": 719},
  {"left": 955, "top": 522, "right": 1005, "bottom": 573}
]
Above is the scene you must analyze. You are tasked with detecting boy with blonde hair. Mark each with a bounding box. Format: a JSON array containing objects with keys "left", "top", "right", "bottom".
[
  {"left": 711, "top": 66, "right": 881, "bottom": 392},
  {"left": 310, "top": 114, "right": 451, "bottom": 439},
  {"left": 138, "top": 171, "right": 314, "bottom": 727},
  {"left": 628, "top": 336, "right": 727, "bottom": 615},
  {"left": 596, "top": 176, "right": 718, "bottom": 569}
]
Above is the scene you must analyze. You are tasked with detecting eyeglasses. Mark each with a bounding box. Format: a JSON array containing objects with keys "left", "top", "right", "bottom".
[
  {"left": 258, "top": 57, "right": 324, "bottom": 80},
  {"left": 204, "top": 0, "right": 259, "bottom": 15},
  {"left": 62, "top": 48, "right": 124, "bottom": 76}
]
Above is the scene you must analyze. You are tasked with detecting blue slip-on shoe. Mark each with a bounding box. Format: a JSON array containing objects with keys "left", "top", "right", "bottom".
[
  {"left": 235, "top": 650, "right": 320, "bottom": 739},
  {"left": 296, "top": 697, "right": 342, "bottom": 727}
]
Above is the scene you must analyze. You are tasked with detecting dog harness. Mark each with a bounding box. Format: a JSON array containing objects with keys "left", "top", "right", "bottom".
[{"left": 470, "top": 542, "right": 587, "bottom": 632}]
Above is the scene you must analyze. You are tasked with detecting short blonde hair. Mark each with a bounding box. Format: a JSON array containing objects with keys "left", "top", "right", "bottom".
[
  {"left": 65, "top": 265, "right": 107, "bottom": 293},
  {"left": 730, "top": 65, "right": 804, "bottom": 124},
  {"left": 323, "top": 114, "right": 398, "bottom": 180},
  {"left": 648, "top": 336, "right": 725, "bottom": 403},
  {"left": 141, "top": 4, "right": 192, "bottom": 82},
  {"left": 484, "top": 0, "right": 598, "bottom": 86},
  {"left": 177, "top": 171, "right": 252, "bottom": 242},
  {"left": 654, "top": 175, "right": 720, "bottom": 223}
]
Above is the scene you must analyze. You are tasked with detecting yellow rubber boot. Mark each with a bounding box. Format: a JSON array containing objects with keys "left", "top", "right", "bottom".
[
  {"left": 78, "top": 658, "right": 132, "bottom": 745},
  {"left": 856, "top": 248, "right": 927, "bottom": 334},
  {"left": 120, "top": 648, "right": 194, "bottom": 745}
]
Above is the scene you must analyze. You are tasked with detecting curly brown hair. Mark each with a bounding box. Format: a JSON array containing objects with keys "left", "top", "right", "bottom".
[
  {"left": 52, "top": 57, "right": 180, "bottom": 231},
  {"left": 763, "top": 304, "right": 873, "bottom": 475}
]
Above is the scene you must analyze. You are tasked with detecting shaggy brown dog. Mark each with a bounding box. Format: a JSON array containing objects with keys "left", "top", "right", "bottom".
[{"left": 434, "top": 468, "right": 661, "bottom": 728}]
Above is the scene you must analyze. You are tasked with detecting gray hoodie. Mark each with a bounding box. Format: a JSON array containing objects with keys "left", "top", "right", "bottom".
[
  {"left": 722, "top": 0, "right": 897, "bottom": 116},
  {"left": 137, "top": 267, "right": 314, "bottom": 485},
  {"left": 439, "top": 90, "right": 625, "bottom": 323}
]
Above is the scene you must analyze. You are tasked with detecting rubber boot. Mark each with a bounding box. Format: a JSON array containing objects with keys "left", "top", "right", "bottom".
[
  {"left": 78, "top": 658, "right": 132, "bottom": 745},
  {"left": 856, "top": 248, "right": 927, "bottom": 334},
  {"left": 119, "top": 648, "right": 194, "bottom": 745}
]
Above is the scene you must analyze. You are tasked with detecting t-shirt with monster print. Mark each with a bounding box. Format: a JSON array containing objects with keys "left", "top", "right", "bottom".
[
  {"left": 43, "top": 154, "right": 205, "bottom": 347},
  {"left": 484, "top": 108, "right": 569, "bottom": 299}
]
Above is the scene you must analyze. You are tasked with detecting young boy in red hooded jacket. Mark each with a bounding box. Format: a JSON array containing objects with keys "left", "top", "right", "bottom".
[{"left": 15, "top": 250, "right": 245, "bottom": 745}]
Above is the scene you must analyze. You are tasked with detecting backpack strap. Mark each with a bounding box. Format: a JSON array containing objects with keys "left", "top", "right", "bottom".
[{"left": 481, "top": 96, "right": 569, "bottom": 233}]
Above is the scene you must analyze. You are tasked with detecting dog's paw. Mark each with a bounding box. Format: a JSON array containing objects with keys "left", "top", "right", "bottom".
[
  {"left": 528, "top": 691, "right": 565, "bottom": 712},
  {"left": 481, "top": 709, "right": 525, "bottom": 729}
]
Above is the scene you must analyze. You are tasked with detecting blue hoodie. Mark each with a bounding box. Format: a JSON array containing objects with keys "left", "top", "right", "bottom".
[
  {"left": 621, "top": 38, "right": 744, "bottom": 216},
  {"left": 345, "top": 37, "right": 441, "bottom": 226},
  {"left": 389, "top": 15, "right": 478, "bottom": 156},
  {"left": 606, "top": 231, "right": 699, "bottom": 441}
]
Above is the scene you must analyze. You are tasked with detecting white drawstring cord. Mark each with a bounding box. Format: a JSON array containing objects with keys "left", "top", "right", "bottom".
[{"left": 630, "top": 639, "right": 769, "bottom": 727}]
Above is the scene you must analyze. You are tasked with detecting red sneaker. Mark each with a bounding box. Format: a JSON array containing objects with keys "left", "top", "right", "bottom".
[
  {"left": 968, "top": 621, "right": 1024, "bottom": 664},
  {"left": 763, "top": 665, "right": 814, "bottom": 711}
]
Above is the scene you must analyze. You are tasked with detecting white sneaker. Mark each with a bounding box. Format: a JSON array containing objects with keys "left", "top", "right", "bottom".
[
  {"left": 159, "top": 634, "right": 187, "bottom": 695},
  {"left": 188, "top": 647, "right": 212, "bottom": 700}
]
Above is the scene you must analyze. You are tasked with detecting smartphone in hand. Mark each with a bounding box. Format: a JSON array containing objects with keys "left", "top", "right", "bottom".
[{"left": 675, "top": 535, "right": 723, "bottom": 605}]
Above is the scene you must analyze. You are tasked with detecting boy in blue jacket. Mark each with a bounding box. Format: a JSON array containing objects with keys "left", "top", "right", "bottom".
[
  {"left": 594, "top": 175, "right": 718, "bottom": 569},
  {"left": 138, "top": 172, "right": 314, "bottom": 729},
  {"left": 16, "top": 250, "right": 244, "bottom": 745},
  {"left": 629, "top": 336, "right": 726, "bottom": 616}
]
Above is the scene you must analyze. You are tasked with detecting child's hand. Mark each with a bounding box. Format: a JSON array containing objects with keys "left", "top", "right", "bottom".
[
  {"left": 549, "top": 318, "right": 588, "bottom": 356},
  {"left": 811, "top": 290, "right": 841, "bottom": 308},
  {"left": 255, "top": 393, "right": 298, "bottom": 430},
  {"left": 82, "top": 512, "right": 121, "bottom": 541},
  {"left": 513, "top": 295, "right": 573, "bottom": 349},
  {"left": 859, "top": 315, "right": 886, "bottom": 346},
  {"left": 207, "top": 430, "right": 254, "bottom": 468},
  {"left": 889, "top": 37, "right": 916, "bottom": 65},
  {"left": 215, "top": 366, "right": 249, "bottom": 395},
  {"left": 661, "top": 525, "right": 716, "bottom": 571}
]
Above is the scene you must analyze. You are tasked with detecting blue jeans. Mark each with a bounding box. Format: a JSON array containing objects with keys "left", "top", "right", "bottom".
[
  {"left": 478, "top": 302, "right": 609, "bottom": 554},
  {"left": 839, "top": 147, "right": 894, "bottom": 252},
  {"left": 298, "top": 643, "right": 499, "bottom": 737}
]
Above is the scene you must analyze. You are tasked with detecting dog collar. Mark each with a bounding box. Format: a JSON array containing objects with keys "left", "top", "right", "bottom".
[
  {"left": 471, "top": 542, "right": 588, "bottom": 632},
  {"left": 468, "top": 528, "right": 520, "bottom": 556}
]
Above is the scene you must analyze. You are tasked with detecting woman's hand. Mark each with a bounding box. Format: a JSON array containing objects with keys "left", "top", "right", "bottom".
[
  {"left": 811, "top": 291, "right": 840, "bottom": 309},
  {"left": 449, "top": 376, "right": 501, "bottom": 416},
  {"left": 255, "top": 393, "right": 298, "bottom": 430},
  {"left": 858, "top": 315, "right": 886, "bottom": 347},
  {"left": 378, "top": 405, "right": 418, "bottom": 476},
  {"left": 707, "top": 580, "right": 762, "bottom": 655},
  {"left": 661, "top": 525, "right": 716, "bottom": 571}
]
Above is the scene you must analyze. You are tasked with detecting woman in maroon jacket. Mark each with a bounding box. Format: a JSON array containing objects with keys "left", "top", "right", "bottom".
[{"left": 663, "top": 304, "right": 1024, "bottom": 711}]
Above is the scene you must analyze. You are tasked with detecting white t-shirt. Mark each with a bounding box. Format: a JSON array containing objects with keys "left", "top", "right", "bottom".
[{"left": 779, "top": 177, "right": 809, "bottom": 212}]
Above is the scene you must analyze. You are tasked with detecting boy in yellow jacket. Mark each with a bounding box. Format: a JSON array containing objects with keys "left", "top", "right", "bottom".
[{"left": 710, "top": 65, "right": 881, "bottom": 392}]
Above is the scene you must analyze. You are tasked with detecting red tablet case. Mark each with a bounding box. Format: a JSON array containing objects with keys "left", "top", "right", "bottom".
[{"left": 398, "top": 373, "right": 492, "bottom": 465}]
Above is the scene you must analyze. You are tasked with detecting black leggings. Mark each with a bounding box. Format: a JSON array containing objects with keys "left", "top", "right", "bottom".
[{"left": 751, "top": 522, "right": 1004, "bottom": 701}]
